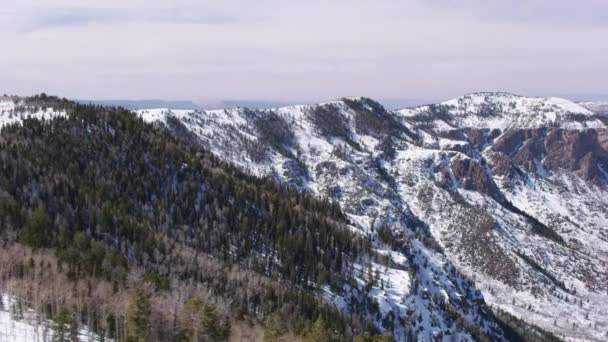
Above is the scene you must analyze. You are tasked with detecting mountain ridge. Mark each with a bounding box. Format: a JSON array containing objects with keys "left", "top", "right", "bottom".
[
  {"left": 134, "top": 92, "right": 607, "bottom": 341},
  {"left": 2, "top": 93, "right": 607, "bottom": 341}
]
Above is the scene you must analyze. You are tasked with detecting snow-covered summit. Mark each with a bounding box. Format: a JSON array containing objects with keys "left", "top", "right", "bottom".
[
  {"left": 0, "top": 97, "right": 66, "bottom": 129},
  {"left": 398, "top": 92, "right": 604, "bottom": 131}
]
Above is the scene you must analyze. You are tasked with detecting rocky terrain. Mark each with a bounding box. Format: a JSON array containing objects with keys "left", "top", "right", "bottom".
[{"left": 135, "top": 92, "right": 608, "bottom": 341}]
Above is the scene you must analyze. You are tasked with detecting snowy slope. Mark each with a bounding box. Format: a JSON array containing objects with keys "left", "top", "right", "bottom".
[
  {"left": 394, "top": 142, "right": 608, "bottom": 341},
  {"left": 579, "top": 101, "right": 608, "bottom": 117},
  {"left": 136, "top": 93, "right": 608, "bottom": 341},
  {"left": 398, "top": 92, "right": 604, "bottom": 131},
  {"left": 2, "top": 93, "right": 607, "bottom": 340},
  {"left": 137, "top": 101, "right": 507, "bottom": 341},
  {"left": 0, "top": 97, "right": 66, "bottom": 128}
]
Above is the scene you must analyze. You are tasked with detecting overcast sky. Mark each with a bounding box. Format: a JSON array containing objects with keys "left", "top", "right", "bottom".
[{"left": 1, "top": 0, "right": 607, "bottom": 103}]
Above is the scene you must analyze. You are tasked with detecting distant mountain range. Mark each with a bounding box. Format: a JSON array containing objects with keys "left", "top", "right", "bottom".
[
  {"left": 77, "top": 98, "right": 444, "bottom": 110},
  {"left": 77, "top": 99, "right": 306, "bottom": 110},
  {"left": 76, "top": 99, "right": 204, "bottom": 110}
]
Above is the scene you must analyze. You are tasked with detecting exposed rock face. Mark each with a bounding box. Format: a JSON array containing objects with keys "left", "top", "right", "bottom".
[
  {"left": 487, "top": 152, "right": 519, "bottom": 179},
  {"left": 463, "top": 128, "right": 501, "bottom": 149},
  {"left": 491, "top": 128, "right": 608, "bottom": 185},
  {"left": 451, "top": 157, "right": 498, "bottom": 195}
]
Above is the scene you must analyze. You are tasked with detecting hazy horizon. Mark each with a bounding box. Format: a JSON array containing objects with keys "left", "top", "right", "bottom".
[{"left": 75, "top": 91, "right": 608, "bottom": 111}]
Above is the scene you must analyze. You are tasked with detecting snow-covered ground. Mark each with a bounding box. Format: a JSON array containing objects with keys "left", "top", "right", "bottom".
[
  {"left": 137, "top": 97, "right": 514, "bottom": 340},
  {"left": 0, "top": 294, "right": 105, "bottom": 342},
  {"left": 136, "top": 93, "right": 608, "bottom": 341},
  {"left": 398, "top": 92, "right": 604, "bottom": 131},
  {"left": 0, "top": 99, "right": 66, "bottom": 129}
]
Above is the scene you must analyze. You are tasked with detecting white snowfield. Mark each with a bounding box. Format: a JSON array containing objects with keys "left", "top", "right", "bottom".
[{"left": 2, "top": 92, "right": 607, "bottom": 341}]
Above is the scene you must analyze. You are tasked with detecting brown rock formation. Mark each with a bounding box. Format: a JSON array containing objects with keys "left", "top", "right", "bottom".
[
  {"left": 490, "top": 128, "right": 608, "bottom": 185},
  {"left": 451, "top": 157, "right": 499, "bottom": 195}
]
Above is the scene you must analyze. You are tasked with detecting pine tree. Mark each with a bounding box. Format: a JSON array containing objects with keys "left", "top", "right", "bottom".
[
  {"left": 202, "top": 301, "right": 224, "bottom": 340},
  {"left": 303, "top": 316, "right": 337, "bottom": 342},
  {"left": 126, "top": 288, "right": 151, "bottom": 342},
  {"left": 181, "top": 296, "right": 227, "bottom": 341},
  {"left": 52, "top": 309, "right": 69, "bottom": 342},
  {"left": 21, "top": 206, "right": 50, "bottom": 248},
  {"left": 263, "top": 314, "right": 284, "bottom": 342},
  {"left": 68, "top": 314, "right": 79, "bottom": 342}
]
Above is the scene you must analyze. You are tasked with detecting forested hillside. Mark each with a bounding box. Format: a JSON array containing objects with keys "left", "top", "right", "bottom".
[
  {"left": 0, "top": 96, "right": 387, "bottom": 341},
  {"left": 3, "top": 93, "right": 589, "bottom": 341}
]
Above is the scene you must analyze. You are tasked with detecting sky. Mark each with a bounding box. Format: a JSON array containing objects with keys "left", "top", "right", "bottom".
[{"left": 1, "top": 0, "right": 607, "bottom": 104}]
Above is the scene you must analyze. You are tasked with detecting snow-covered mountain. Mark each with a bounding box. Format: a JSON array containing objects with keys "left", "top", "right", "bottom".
[
  {"left": 2, "top": 92, "right": 607, "bottom": 341},
  {"left": 135, "top": 92, "right": 608, "bottom": 341},
  {"left": 398, "top": 92, "right": 603, "bottom": 131},
  {"left": 579, "top": 101, "right": 608, "bottom": 118}
]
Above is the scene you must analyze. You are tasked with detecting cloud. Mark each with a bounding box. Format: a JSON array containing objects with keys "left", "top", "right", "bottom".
[
  {"left": 21, "top": 9, "right": 114, "bottom": 31},
  {"left": 425, "top": 0, "right": 608, "bottom": 27},
  {"left": 1, "top": 0, "right": 607, "bottom": 101},
  {"left": 21, "top": 5, "right": 248, "bottom": 32}
]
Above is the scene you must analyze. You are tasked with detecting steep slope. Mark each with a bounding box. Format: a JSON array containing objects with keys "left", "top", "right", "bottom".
[
  {"left": 0, "top": 97, "right": 392, "bottom": 341},
  {"left": 4, "top": 93, "right": 602, "bottom": 340},
  {"left": 395, "top": 93, "right": 608, "bottom": 341},
  {"left": 137, "top": 92, "right": 607, "bottom": 341},
  {"left": 0, "top": 95, "right": 519, "bottom": 341}
]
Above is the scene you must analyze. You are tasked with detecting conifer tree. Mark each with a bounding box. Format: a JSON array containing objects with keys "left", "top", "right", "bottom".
[
  {"left": 21, "top": 206, "right": 50, "bottom": 248},
  {"left": 303, "top": 315, "right": 337, "bottom": 342},
  {"left": 126, "top": 288, "right": 151, "bottom": 342}
]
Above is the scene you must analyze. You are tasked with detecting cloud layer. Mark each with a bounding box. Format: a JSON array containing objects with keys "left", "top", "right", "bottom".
[{"left": 1, "top": 0, "right": 607, "bottom": 101}]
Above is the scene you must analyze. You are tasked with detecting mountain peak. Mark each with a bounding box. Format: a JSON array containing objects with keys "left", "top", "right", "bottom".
[
  {"left": 398, "top": 92, "right": 603, "bottom": 131},
  {"left": 459, "top": 91, "right": 522, "bottom": 98}
]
